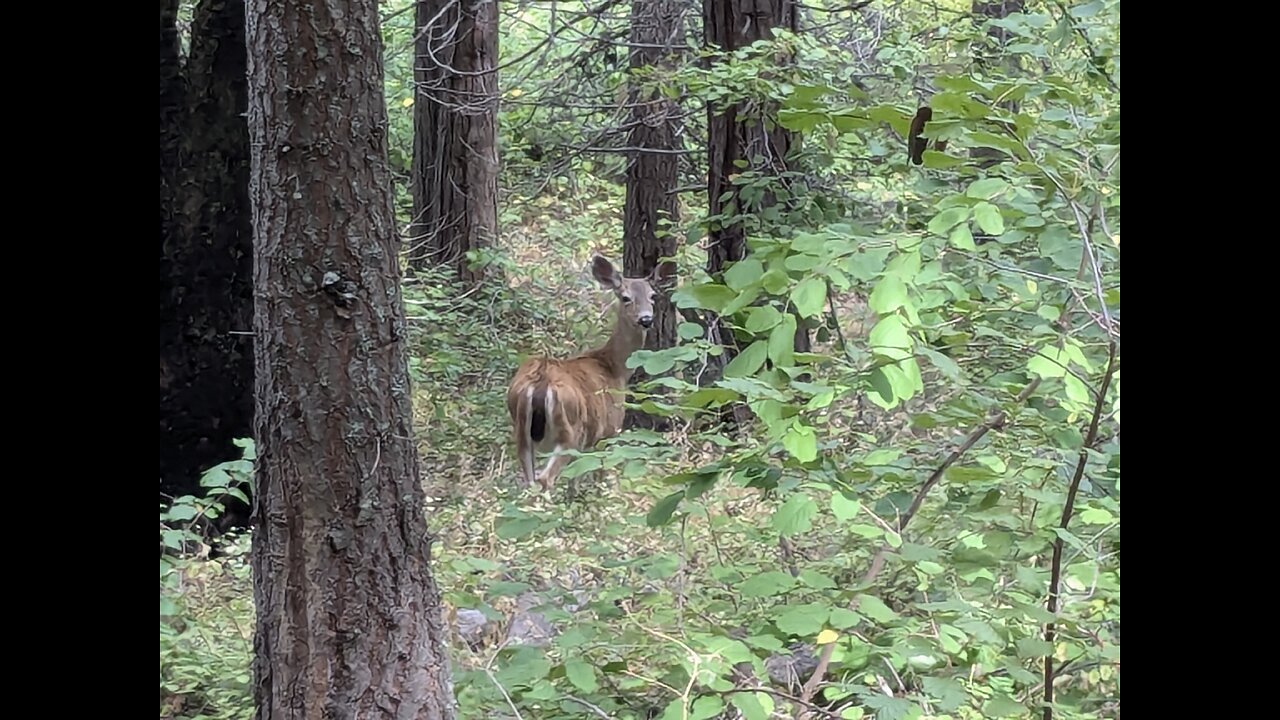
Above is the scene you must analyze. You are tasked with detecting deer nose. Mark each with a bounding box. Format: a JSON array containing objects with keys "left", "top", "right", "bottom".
[{"left": 638, "top": 315, "right": 653, "bottom": 328}]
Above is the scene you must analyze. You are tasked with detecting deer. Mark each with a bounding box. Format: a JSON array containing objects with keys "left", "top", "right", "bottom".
[{"left": 506, "top": 255, "right": 658, "bottom": 491}]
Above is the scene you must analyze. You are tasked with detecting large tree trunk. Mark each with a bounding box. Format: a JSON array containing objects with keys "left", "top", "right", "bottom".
[
  {"left": 623, "top": 0, "right": 685, "bottom": 430},
  {"left": 409, "top": 0, "right": 500, "bottom": 286},
  {"left": 702, "top": 0, "right": 803, "bottom": 398},
  {"left": 245, "top": 0, "right": 456, "bottom": 716},
  {"left": 159, "top": 0, "right": 254, "bottom": 521}
]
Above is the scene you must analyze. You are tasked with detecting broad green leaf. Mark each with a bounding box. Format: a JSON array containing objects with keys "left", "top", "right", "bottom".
[
  {"left": 690, "top": 696, "right": 724, "bottom": 720},
  {"left": 949, "top": 223, "right": 976, "bottom": 250},
  {"left": 741, "top": 571, "right": 796, "bottom": 598},
  {"left": 564, "top": 659, "right": 598, "bottom": 692},
  {"left": 973, "top": 202, "right": 1005, "bottom": 235},
  {"left": 761, "top": 269, "right": 790, "bottom": 294},
  {"left": 790, "top": 277, "right": 827, "bottom": 318},
  {"left": 831, "top": 493, "right": 861, "bottom": 522},
  {"left": 828, "top": 607, "right": 862, "bottom": 629},
  {"left": 1016, "top": 637, "right": 1054, "bottom": 659},
  {"left": 725, "top": 258, "right": 764, "bottom": 291},
  {"left": 967, "top": 178, "right": 1009, "bottom": 199},
  {"left": 722, "top": 286, "right": 761, "bottom": 315},
  {"left": 983, "top": 695, "right": 1025, "bottom": 717},
  {"left": 772, "top": 492, "right": 818, "bottom": 535},
  {"left": 678, "top": 322, "right": 704, "bottom": 340},
  {"left": 691, "top": 283, "right": 736, "bottom": 312},
  {"left": 724, "top": 340, "right": 768, "bottom": 378},
  {"left": 856, "top": 594, "right": 899, "bottom": 623},
  {"left": 869, "top": 315, "right": 913, "bottom": 361},
  {"left": 922, "top": 677, "right": 967, "bottom": 712},
  {"left": 1080, "top": 507, "right": 1114, "bottom": 524},
  {"left": 729, "top": 692, "right": 773, "bottom": 720},
  {"left": 746, "top": 305, "right": 783, "bottom": 333},
  {"left": 927, "top": 207, "right": 969, "bottom": 235},
  {"left": 868, "top": 275, "right": 910, "bottom": 314},
  {"left": 799, "top": 570, "right": 836, "bottom": 589},
  {"left": 816, "top": 628, "right": 839, "bottom": 644},
  {"left": 783, "top": 424, "right": 818, "bottom": 463},
  {"left": 768, "top": 314, "right": 797, "bottom": 367},
  {"left": 646, "top": 491, "right": 684, "bottom": 527},
  {"left": 1027, "top": 346, "right": 1068, "bottom": 378},
  {"left": 775, "top": 603, "right": 830, "bottom": 635},
  {"left": 496, "top": 517, "right": 540, "bottom": 540}
]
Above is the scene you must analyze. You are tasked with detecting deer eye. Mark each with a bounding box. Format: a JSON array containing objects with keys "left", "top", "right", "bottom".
[
  {"left": 649, "top": 293, "right": 657, "bottom": 301},
  {"left": 622, "top": 295, "right": 632, "bottom": 303}
]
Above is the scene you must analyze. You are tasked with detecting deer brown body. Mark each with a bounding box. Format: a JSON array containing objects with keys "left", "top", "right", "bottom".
[{"left": 506, "top": 256, "right": 656, "bottom": 490}]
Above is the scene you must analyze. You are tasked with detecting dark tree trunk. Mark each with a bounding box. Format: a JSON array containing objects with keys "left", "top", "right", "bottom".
[
  {"left": 159, "top": 0, "right": 254, "bottom": 522},
  {"left": 623, "top": 0, "right": 685, "bottom": 430},
  {"left": 409, "top": 0, "right": 500, "bottom": 286},
  {"left": 702, "top": 0, "right": 802, "bottom": 396},
  {"left": 971, "top": 0, "right": 1024, "bottom": 167},
  {"left": 245, "top": 0, "right": 456, "bottom": 716}
]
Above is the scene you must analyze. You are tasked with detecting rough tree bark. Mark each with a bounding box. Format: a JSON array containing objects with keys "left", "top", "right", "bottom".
[
  {"left": 623, "top": 0, "right": 685, "bottom": 430},
  {"left": 159, "top": 0, "right": 254, "bottom": 520},
  {"left": 702, "top": 0, "right": 806, "bottom": 397},
  {"left": 409, "top": 0, "right": 500, "bottom": 286},
  {"left": 245, "top": 0, "right": 456, "bottom": 717}
]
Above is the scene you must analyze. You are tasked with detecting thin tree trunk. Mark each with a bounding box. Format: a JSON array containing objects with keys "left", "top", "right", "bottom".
[
  {"left": 410, "top": 0, "right": 500, "bottom": 286},
  {"left": 245, "top": 0, "right": 456, "bottom": 716},
  {"left": 971, "top": 0, "right": 1024, "bottom": 167},
  {"left": 159, "top": 0, "right": 254, "bottom": 523},
  {"left": 702, "top": 0, "right": 801, "bottom": 404},
  {"left": 623, "top": 0, "right": 685, "bottom": 430}
]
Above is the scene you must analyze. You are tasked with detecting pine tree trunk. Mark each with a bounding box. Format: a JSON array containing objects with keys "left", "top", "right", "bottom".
[
  {"left": 623, "top": 0, "right": 685, "bottom": 430},
  {"left": 702, "top": 0, "right": 801, "bottom": 401},
  {"left": 409, "top": 0, "right": 500, "bottom": 286},
  {"left": 245, "top": 0, "right": 457, "bottom": 716},
  {"left": 159, "top": 0, "right": 254, "bottom": 521}
]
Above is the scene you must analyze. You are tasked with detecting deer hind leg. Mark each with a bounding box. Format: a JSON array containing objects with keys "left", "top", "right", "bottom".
[
  {"left": 515, "top": 428, "right": 536, "bottom": 488},
  {"left": 536, "top": 425, "right": 579, "bottom": 492}
]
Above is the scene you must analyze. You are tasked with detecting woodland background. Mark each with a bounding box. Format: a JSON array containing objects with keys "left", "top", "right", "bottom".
[{"left": 159, "top": 0, "right": 1120, "bottom": 718}]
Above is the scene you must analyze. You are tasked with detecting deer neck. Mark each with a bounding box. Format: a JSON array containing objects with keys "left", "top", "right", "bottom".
[{"left": 600, "top": 306, "right": 647, "bottom": 383}]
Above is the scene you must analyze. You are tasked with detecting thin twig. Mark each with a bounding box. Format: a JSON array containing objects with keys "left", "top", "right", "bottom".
[{"left": 1043, "top": 340, "right": 1117, "bottom": 720}]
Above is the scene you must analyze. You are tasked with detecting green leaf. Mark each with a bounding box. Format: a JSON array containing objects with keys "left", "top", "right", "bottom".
[
  {"left": 646, "top": 491, "right": 684, "bottom": 527},
  {"left": 725, "top": 258, "right": 765, "bottom": 291},
  {"left": 761, "top": 269, "right": 790, "bottom": 294},
  {"left": 746, "top": 305, "right": 783, "bottom": 333},
  {"left": 921, "top": 677, "right": 968, "bottom": 712},
  {"left": 724, "top": 340, "right": 769, "bottom": 378},
  {"left": 741, "top": 570, "right": 797, "bottom": 598},
  {"left": 973, "top": 202, "right": 1005, "bottom": 235},
  {"left": 869, "top": 315, "right": 913, "bottom": 361},
  {"left": 868, "top": 275, "right": 909, "bottom": 314},
  {"left": 1016, "top": 637, "right": 1055, "bottom": 659},
  {"left": 768, "top": 314, "right": 797, "bottom": 367},
  {"left": 775, "top": 603, "right": 829, "bottom": 635},
  {"left": 678, "top": 322, "right": 704, "bottom": 340},
  {"left": 927, "top": 207, "right": 969, "bottom": 236},
  {"left": 967, "top": 178, "right": 1009, "bottom": 199},
  {"left": 983, "top": 695, "right": 1025, "bottom": 717},
  {"left": 166, "top": 504, "right": 198, "bottom": 522},
  {"left": 790, "top": 277, "right": 827, "bottom": 318},
  {"left": 690, "top": 283, "right": 736, "bottom": 312},
  {"left": 496, "top": 516, "right": 540, "bottom": 540},
  {"left": 729, "top": 692, "right": 773, "bottom": 720},
  {"left": 949, "top": 223, "right": 976, "bottom": 250},
  {"left": 831, "top": 493, "right": 861, "bottom": 522},
  {"left": 783, "top": 424, "right": 818, "bottom": 463},
  {"left": 772, "top": 492, "right": 818, "bottom": 536},
  {"left": 690, "top": 696, "right": 725, "bottom": 720},
  {"left": 1080, "top": 507, "right": 1114, "bottom": 524},
  {"left": 856, "top": 594, "right": 899, "bottom": 623},
  {"left": 564, "top": 659, "right": 598, "bottom": 692},
  {"left": 828, "top": 607, "right": 862, "bottom": 629}
]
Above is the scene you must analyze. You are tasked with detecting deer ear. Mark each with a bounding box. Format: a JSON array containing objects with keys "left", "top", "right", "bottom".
[{"left": 591, "top": 255, "right": 621, "bottom": 290}]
